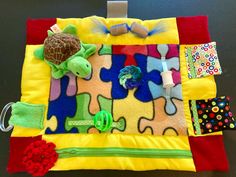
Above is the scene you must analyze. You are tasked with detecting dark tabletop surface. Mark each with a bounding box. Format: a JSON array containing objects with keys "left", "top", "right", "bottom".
[{"left": 0, "top": 0, "right": 236, "bottom": 177}]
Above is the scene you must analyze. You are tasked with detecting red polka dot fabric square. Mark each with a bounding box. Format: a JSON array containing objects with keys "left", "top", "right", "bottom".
[
  {"left": 185, "top": 42, "right": 222, "bottom": 79},
  {"left": 189, "top": 96, "right": 236, "bottom": 135}
]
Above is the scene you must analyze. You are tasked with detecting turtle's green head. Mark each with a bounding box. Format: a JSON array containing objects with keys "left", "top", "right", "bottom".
[{"left": 67, "top": 57, "right": 92, "bottom": 78}]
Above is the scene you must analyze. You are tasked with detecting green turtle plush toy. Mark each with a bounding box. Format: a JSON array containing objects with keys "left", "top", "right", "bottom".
[{"left": 34, "top": 25, "right": 97, "bottom": 79}]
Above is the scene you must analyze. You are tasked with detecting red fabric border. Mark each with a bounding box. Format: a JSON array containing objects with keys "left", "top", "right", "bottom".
[
  {"left": 176, "top": 16, "right": 211, "bottom": 44},
  {"left": 189, "top": 135, "right": 229, "bottom": 171},
  {"left": 26, "top": 18, "right": 56, "bottom": 45},
  {"left": 7, "top": 135, "right": 42, "bottom": 173}
]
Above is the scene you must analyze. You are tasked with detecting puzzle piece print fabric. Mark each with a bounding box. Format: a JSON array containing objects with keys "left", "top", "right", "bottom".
[
  {"left": 47, "top": 78, "right": 125, "bottom": 134},
  {"left": 46, "top": 46, "right": 124, "bottom": 134},
  {"left": 134, "top": 54, "right": 162, "bottom": 102},
  {"left": 100, "top": 45, "right": 161, "bottom": 102},
  {"left": 112, "top": 45, "right": 148, "bottom": 66},
  {"left": 100, "top": 44, "right": 181, "bottom": 102},
  {"left": 46, "top": 75, "right": 77, "bottom": 134},
  {"left": 100, "top": 44, "right": 182, "bottom": 116},
  {"left": 65, "top": 93, "right": 98, "bottom": 133},
  {"left": 146, "top": 44, "right": 182, "bottom": 115},
  {"left": 139, "top": 97, "right": 187, "bottom": 135},
  {"left": 77, "top": 45, "right": 112, "bottom": 114},
  {"left": 112, "top": 89, "right": 153, "bottom": 134},
  {"left": 46, "top": 44, "right": 183, "bottom": 135},
  {"left": 147, "top": 44, "right": 181, "bottom": 85},
  {"left": 148, "top": 84, "right": 183, "bottom": 115},
  {"left": 100, "top": 52, "right": 128, "bottom": 99},
  {"left": 101, "top": 45, "right": 177, "bottom": 102},
  {"left": 65, "top": 93, "right": 125, "bottom": 133},
  {"left": 50, "top": 73, "right": 77, "bottom": 101}
]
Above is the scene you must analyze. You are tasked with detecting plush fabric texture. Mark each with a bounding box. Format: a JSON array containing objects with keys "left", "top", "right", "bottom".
[
  {"left": 65, "top": 93, "right": 125, "bottom": 133},
  {"left": 45, "top": 44, "right": 186, "bottom": 136},
  {"left": 47, "top": 42, "right": 96, "bottom": 79},
  {"left": 22, "top": 140, "right": 58, "bottom": 176},
  {"left": 43, "top": 33, "right": 81, "bottom": 64},
  {"left": 189, "top": 96, "right": 236, "bottom": 135},
  {"left": 57, "top": 16, "right": 180, "bottom": 45},
  {"left": 7, "top": 136, "right": 42, "bottom": 173},
  {"left": 179, "top": 45, "right": 219, "bottom": 136},
  {"left": 9, "top": 102, "right": 45, "bottom": 129},
  {"left": 189, "top": 135, "right": 229, "bottom": 171},
  {"left": 9, "top": 16, "right": 231, "bottom": 173},
  {"left": 176, "top": 16, "right": 211, "bottom": 44},
  {"left": 35, "top": 34, "right": 97, "bottom": 79},
  {"left": 185, "top": 42, "right": 222, "bottom": 78},
  {"left": 118, "top": 65, "right": 142, "bottom": 90},
  {"left": 44, "top": 134, "right": 194, "bottom": 171}
]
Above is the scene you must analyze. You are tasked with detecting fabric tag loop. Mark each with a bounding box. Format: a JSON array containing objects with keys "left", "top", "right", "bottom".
[{"left": 107, "top": 1, "right": 128, "bottom": 18}]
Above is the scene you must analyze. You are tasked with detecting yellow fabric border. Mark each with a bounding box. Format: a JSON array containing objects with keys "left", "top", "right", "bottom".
[
  {"left": 52, "top": 157, "right": 194, "bottom": 171},
  {"left": 56, "top": 16, "right": 179, "bottom": 45},
  {"left": 43, "top": 134, "right": 190, "bottom": 150},
  {"left": 180, "top": 45, "right": 222, "bottom": 137},
  {"left": 43, "top": 134, "right": 195, "bottom": 171},
  {"left": 11, "top": 45, "right": 50, "bottom": 137},
  {"left": 11, "top": 17, "right": 197, "bottom": 171}
]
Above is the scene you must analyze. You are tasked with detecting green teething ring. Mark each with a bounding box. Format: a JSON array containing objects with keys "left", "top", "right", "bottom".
[{"left": 94, "top": 110, "right": 113, "bottom": 132}]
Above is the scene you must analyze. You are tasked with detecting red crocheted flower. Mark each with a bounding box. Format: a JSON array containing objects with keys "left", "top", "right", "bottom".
[{"left": 22, "top": 140, "right": 58, "bottom": 176}]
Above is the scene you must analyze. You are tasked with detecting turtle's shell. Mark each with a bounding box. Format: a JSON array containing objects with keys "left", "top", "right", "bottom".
[{"left": 44, "top": 33, "right": 81, "bottom": 65}]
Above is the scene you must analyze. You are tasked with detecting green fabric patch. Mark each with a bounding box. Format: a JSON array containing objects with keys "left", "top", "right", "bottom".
[
  {"left": 9, "top": 102, "right": 45, "bottom": 129},
  {"left": 187, "top": 47, "right": 197, "bottom": 78},
  {"left": 65, "top": 93, "right": 125, "bottom": 133}
]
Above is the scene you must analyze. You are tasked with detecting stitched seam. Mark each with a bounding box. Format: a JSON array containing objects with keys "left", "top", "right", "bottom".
[
  {"left": 187, "top": 47, "right": 196, "bottom": 78},
  {"left": 190, "top": 100, "right": 201, "bottom": 135}
]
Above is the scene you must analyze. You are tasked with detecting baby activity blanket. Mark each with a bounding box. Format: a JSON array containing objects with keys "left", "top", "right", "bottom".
[{"left": 1, "top": 15, "right": 235, "bottom": 176}]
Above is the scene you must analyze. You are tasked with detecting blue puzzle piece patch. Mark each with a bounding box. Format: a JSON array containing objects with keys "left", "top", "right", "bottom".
[
  {"left": 100, "top": 54, "right": 128, "bottom": 99},
  {"left": 148, "top": 82, "right": 183, "bottom": 115},
  {"left": 134, "top": 54, "right": 162, "bottom": 102},
  {"left": 100, "top": 52, "right": 163, "bottom": 102},
  {"left": 45, "top": 76, "right": 77, "bottom": 134}
]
